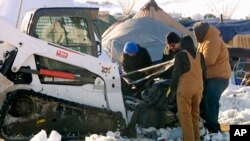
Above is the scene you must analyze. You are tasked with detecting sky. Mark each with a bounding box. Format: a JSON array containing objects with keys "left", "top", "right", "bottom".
[{"left": 80, "top": 0, "right": 250, "bottom": 19}]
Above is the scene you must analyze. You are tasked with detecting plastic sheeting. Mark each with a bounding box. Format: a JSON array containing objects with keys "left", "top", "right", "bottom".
[
  {"left": 102, "top": 17, "right": 182, "bottom": 62},
  {"left": 187, "top": 20, "right": 250, "bottom": 43},
  {"left": 213, "top": 20, "right": 250, "bottom": 43}
]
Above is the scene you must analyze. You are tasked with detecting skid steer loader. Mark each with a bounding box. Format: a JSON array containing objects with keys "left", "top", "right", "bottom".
[
  {"left": 0, "top": 14, "right": 128, "bottom": 140},
  {"left": 0, "top": 1, "right": 176, "bottom": 140},
  {"left": 0, "top": 13, "right": 177, "bottom": 141}
]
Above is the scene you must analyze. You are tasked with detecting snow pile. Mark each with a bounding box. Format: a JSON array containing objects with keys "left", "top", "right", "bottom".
[
  {"left": 84, "top": 123, "right": 229, "bottom": 141},
  {"left": 219, "top": 83, "right": 250, "bottom": 124},
  {"left": 30, "top": 130, "right": 61, "bottom": 141},
  {"left": 30, "top": 124, "right": 230, "bottom": 141}
]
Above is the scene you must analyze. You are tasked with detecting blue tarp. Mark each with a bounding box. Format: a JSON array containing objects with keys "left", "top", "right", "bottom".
[
  {"left": 186, "top": 19, "right": 250, "bottom": 43},
  {"left": 212, "top": 20, "right": 250, "bottom": 42}
]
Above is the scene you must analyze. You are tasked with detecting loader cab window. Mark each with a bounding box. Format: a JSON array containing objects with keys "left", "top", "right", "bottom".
[
  {"left": 34, "top": 16, "right": 92, "bottom": 55},
  {"left": 35, "top": 55, "right": 101, "bottom": 85}
]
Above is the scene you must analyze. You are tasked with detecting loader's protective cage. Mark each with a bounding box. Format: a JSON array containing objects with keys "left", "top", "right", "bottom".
[
  {"left": 26, "top": 8, "right": 98, "bottom": 56},
  {"left": 35, "top": 16, "right": 92, "bottom": 54}
]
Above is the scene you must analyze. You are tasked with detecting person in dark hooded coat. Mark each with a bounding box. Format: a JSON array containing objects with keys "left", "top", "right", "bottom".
[
  {"left": 160, "top": 32, "right": 181, "bottom": 79},
  {"left": 170, "top": 35, "right": 206, "bottom": 141},
  {"left": 162, "top": 32, "right": 181, "bottom": 62}
]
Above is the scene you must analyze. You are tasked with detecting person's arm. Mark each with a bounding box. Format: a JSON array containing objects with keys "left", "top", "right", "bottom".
[
  {"left": 200, "top": 53, "right": 207, "bottom": 85},
  {"left": 201, "top": 38, "right": 221, "bottom": 66},
  {"left": 120, "top": 54, "right": 130, "bottom": 73},
  {"left": 170, "top": 52, "right": 190, "bottom": 93},
  {"left": 162, "top": 46, "right": 170, "bottom": 62}
]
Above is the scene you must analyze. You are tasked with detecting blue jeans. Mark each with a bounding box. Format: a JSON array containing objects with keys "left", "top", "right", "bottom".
[{"left": 200, "top": 78, "right": 229, "bottom": 133}]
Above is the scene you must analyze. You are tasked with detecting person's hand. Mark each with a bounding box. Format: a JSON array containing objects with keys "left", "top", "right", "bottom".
[
  {"left": 244, "top": 72, "right": 250, "bottom": 80},
  {"left": 245, "top": 80, "right": 250, "bottom": 86}
]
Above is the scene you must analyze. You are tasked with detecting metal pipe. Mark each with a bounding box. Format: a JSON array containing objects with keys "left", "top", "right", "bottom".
[
  {"left": 121, "top": 59, "right": 174, "bottom": 77},
  {"left": 130, "top": 63, "right": 173, "bottom": 85}
]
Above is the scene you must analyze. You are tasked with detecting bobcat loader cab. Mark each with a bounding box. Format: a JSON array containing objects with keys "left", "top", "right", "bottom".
[
  {"left": 20, "top": 7, "right": 101, "bottom": 57},
  {"left": 0, "top": 0, "right": 107, "bottom": 59}
]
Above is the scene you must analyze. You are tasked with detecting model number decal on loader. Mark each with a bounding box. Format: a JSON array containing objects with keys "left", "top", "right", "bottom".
[{"left": 56, "top": 50, "right": 68, "bottom": 58}]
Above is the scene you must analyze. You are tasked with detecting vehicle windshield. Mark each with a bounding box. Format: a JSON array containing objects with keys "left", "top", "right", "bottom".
[{"left": 35, "top": 16, "right": 92, "bottom": 54}]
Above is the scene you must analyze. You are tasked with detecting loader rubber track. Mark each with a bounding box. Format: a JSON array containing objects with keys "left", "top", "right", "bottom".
[{"left": 0, "top": 90, "right": 126, "bottom": 141}]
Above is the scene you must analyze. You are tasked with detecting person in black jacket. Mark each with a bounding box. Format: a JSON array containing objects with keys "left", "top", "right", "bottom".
[
  {"left": 162, "top": 32, "right": 181, "bottom": 62},
  {"left": 121, "top": 42, "right": 152, "bottom": 84},
  {"left": 170, "top": 35, "right": 206, "bottom": 141},
  {"left": 160, "top": 32, "right": 181, "bottom": 79}
]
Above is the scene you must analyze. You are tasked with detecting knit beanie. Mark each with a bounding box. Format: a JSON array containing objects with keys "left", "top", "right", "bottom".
[
  {"left": 123, "top": 42, "right": 139, "bottom": 54},
  {"left": 193, "top": 21, "right": 209, "bottom": 42},
  {"left": 166, "top": 32, "right": 181, "bottom": 44}
]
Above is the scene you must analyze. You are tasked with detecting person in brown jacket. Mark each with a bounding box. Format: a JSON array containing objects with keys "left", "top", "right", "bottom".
[
  {"left": 171, "top": 35, "right": 206, "bottom": 141},
  {"left": 193, "top": 22, "right": 231, "bottom": 133}
]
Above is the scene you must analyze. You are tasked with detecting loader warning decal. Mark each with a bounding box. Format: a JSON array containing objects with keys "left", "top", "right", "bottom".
[{"left": 56, "top": 50, "right": 68, "bottom": 58}]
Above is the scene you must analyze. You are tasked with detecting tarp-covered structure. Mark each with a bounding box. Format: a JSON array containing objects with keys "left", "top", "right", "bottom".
[
  {"left": 102, "top": 17, "right": 181, "bottom": 62},
  {"left": 133, "top": 0, "right": 194, "bottom": 40},
  {"left": 208, "top": 20, "right": 250, "bottom": 43},
  {"left": 185, "top": 19, "right": 250, "bottom": 44},
  {"left": 94, "top": 14, "right": 117, "bottom": 38},
  {"left": 102, "top": 0, "right": 192, "bottom": 63}
]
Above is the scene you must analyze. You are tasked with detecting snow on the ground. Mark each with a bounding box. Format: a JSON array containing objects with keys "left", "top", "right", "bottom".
[
  {"left": 30, "top": 130, "right": 61, "bottom": 141},
  {"left": 84, "top": 123, "right": 229, "bottom": 141},
  {"left": 31, "top": 83, "right": 250, "bottom": 141},
  {"left": 219, "top": 83, "right": 250, "bottom": 125}
]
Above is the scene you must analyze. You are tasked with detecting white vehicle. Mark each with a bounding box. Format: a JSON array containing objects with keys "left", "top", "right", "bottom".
[{"left": 0, "top": 0, "right": 175, "bottom": 140}]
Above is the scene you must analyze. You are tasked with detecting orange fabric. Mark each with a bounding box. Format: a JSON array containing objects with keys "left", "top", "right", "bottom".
[
  {"left": 197, "top": 25, "right": 231, "bottom": 79},
  {"left": 177, "top": 51, "right": 203, "bottom": 93},
  {"left": 177, "top": 51, "right": 203, "bottom": 141}
]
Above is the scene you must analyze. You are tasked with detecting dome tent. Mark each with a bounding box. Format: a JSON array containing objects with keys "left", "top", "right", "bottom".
[
  {"left": 133, "top": 0, "right": 195, "bottom": 42},
  {"left": 102, "top": 17, "right": 181, "bottom": 62}
]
